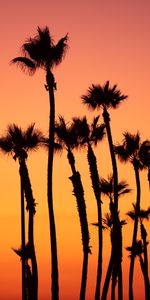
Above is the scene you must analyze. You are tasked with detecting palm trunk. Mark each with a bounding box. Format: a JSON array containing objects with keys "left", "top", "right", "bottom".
[
  {"left": 28, "top": 210, "right": 38, "bottom": 300},
  {"left": 80, "top": 251, "right": 89, "bottom": 300},
  {"left": 67, "top": 149, "right": 90, "bottom": 300},
  {"left": 118, "top": 264, "right": 123, "bottom": 300},
  {"left": 102, "top": 107, "right": 118, "bottom": 209},
  {"left": 112, "top": 209, "right": 123, "bottom": 300},
  {"left": 138, "top": 254, "right": 149, "bottom": 300},
  {"left": 141, "top": 222, "right": 149, "bottom": 300},
  {"left": 143, "top": 244, "right": 149, "bottom": 300},
  {"left": 103, "top": 107, "right": 122, "bottom": 300},
  {"left": 87, "top": 143, "right": 103, "bottom": 300},
  {"left": 46, "top": 69, "right": 59, "bottom": 300},
  {"left": 20, "top": 158, "right": 38, "bottom": 300},
  {"left": 20, "top": 174, "right": 26, "bottom": 300},
  {"left": 101, "top": 251, "right": 113, "bottom": 300},
  {"left": 129, "top": 164, "right": 141, "bottom": 300},
  {"left": 111, "top": 276, "right": 116, "bottom": 300}
]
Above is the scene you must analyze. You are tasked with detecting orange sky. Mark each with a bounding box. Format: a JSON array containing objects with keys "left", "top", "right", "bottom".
[{"left": 0, "top": 0, "right": 150, "bottom": 299}]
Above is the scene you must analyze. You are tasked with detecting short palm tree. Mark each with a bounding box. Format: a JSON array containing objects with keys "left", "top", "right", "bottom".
[
  {"left": 55, "top": 116, "right": 90, "bottom": 300},
  {"left": 100, "top": 175, "right": 130, "bottom": 300},
  {"left": 0, "top": 124, "right": 43, "bottom": 300},
  {"left": 72, "top": 115, "right": 105, "bottom": 300},
  {"left": 11, "top": 27, "right": 68, "bottom": 300},
  {"left": 115, "top": 132, "right": 150, "bottom": 300}
]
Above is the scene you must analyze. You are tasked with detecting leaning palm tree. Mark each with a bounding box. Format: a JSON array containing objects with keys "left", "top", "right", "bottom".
[
  {"left": 115, "top": 132, "right": 150, "bottom": 300},
  {"left": 0, "top": 124, "right": 43, "bottom": 300},
  {"left": 100, "top": 175, "right": 130, "bottom": 300},
  {"left": 11, "top": 27, "right": 68, "bottom": 300},
  {"left": 55, "top": 116, "right": 90, "bottom": 300},
  {"left": 72, "top": 115, "right": 105, "bottom": 300}
]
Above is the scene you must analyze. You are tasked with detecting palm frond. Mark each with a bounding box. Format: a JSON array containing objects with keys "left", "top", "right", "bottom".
[
  {"left": 126, "top": 240, "right": 143, "bottom": 257},
  {"left": 10, "top": 57, "right": 36, "bottom": 75},
  {"left": 52, "top": 33, "right": 69, "bottom": 67},
  {"left": 102, "top": 213, "right": 113, "bottom": 229},
  {"left": 82, "top": 81, "right": 127, "bottom": 111},
  {"left": 114, "top": 144, "right": 130, "bottom": 162},
  {"left": 138, "top": 140, "right": 150, "bottom": 167},
  {"left": 12, "top": 26, "right": 68, "bottom": 72}
]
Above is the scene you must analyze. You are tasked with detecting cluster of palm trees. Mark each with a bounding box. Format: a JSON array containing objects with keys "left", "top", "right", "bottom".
[{"left": 1, "top": 26, "right": 150, "bottom": 300}]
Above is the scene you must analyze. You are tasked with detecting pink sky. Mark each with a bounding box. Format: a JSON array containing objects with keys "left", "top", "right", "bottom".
[{"left": 0, "top": 0, "right": 149, "bottom": 299}]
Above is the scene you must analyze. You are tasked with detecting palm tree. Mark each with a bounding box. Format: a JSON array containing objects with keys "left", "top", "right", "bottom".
[
  {"left": 100, "top": 175, "right": 130, "bottom": 300},
  {"left": 55, "top": 116, "right": 90, "bottom": 300},
  {"left": 0, "top": 124, "right": 43, "bottom": 300},
  {"left": 115, "top": 132, "right": 150, "bottom": 300},
  {"left": 82, "top": 81, "right": 127, "bottom": 300},
  {"left": 82, "top": 81, "right": 127, "bottom": 210},
  {"left": 127, "top": 207, "right": 150, "bottom": 300},
  {"left": 11, "top": 27, "right": 68, "bottom": 300},
  {"left": 72, "top": 115, "right": 105, "bottom": 300}
]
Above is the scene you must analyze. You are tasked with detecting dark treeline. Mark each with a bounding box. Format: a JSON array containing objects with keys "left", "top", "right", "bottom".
[{"left": 1, "top": 26, "right": 150, "bottom": 300}]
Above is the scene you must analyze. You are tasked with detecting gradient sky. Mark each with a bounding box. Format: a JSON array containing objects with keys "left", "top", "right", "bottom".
[{"left": 0, "top": 0, "right": 150, "bottom": 299}]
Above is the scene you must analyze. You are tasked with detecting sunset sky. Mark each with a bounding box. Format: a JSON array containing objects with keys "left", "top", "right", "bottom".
[{"left": 0, "top": 0, "right": 150, "bottom": 299}]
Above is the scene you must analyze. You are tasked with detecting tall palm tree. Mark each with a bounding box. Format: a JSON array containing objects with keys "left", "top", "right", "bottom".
[
  {"left": 55, "top": 116, "right": 90, "bottom": 300},
  {"left": 0, "top": 124, "right": 43, "bottom": 300},
  {"left": 100, "top": 175, "right": 130, "bottom": 300},
  {"left": 82, "top": 81, "right": 127, "bottom": 300},
  {"left": 72, "top": 115, "right": 105, "bottom": 300},
  {"left": 82, "top": 81, "right": 127, "bottom": 209},
  {"left": 115, "top": 132, "right": 150, "bottom": 300},
  {"left": 11, "top": 26, "right": 68, "bottom": 300}
]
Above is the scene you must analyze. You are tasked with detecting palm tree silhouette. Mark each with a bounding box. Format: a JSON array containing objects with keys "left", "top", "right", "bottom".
[
  {"left": 11, "top": 26, "right": 68, "bottom": 300},
  {"left": 0, "top": 124, "right": 43, "bottom": 300},
  {"left": 72, "top": 115, "right": 105, "bottom": 300},
  {"left": 100, "top": 175, "right": 130, "bottom": 300},
  {"left": 127, "top": 207, "right": 150, "bottom": 300},
  {"left": 82, "top": 81, "right": 127, "bottom": 209},
  {"left": 82, "top": 81, "right": 127, "bottom": 300},
  {"left": 55, "top": 116, "right": 90, "bottom": 300},
  {"left": 115, "top": 131, "right": 150, "bottom": 300}
]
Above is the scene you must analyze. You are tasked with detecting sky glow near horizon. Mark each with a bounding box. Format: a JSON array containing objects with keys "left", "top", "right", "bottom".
[{"left": 0, "top": 0, "right": 150, "bottom": 299}]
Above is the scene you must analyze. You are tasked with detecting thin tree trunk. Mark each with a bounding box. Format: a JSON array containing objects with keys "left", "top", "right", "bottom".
[
  {"left": 141, "top": 222, "right": 149, "bottom": 300},
  {"left": 118, "top": 264, "right": 123, "bottom": 300},
  {"left": 68, "top": 150, "right": 90, "bottom": 300},
  {"left": 103, "top": 107, "right": 122, "bottom": 300},
  {"left": 102, "top": 108, "right": 118, "bottom": 209},
  {"left": 20, "top": 175, "right": 26, "bottom": 300},
  {"left": 80, "top": 251, "right": 89, "bottom": 300},
  {"left": 87, "top": 144, "right": 102, "bottom": 300},
  {"left": 101, "top": 252, "right": 113, "bottom": 300},
  {"left": 20, "top": 158, "right": 38, "bottom": 300},
  {"left": 28, "top": 210, "right": 38, "bottom": 300},
  {"left": 47, "top": 69, "right": 59, "bottom": 300},
  {"left": 129, "top": 165, "right": 141, "bottom": 300},
  {"left": 143, "top": 246, "right": 150, "bottom": 300},
  {"left": 111, "top": 276, "right": 116, "bottom": 300},
  {"left": 138, "top": 255, "right": 149, "bottom": 300},
  {"left": 111, "top": 205, "right": 123, "bottom": 300}
]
